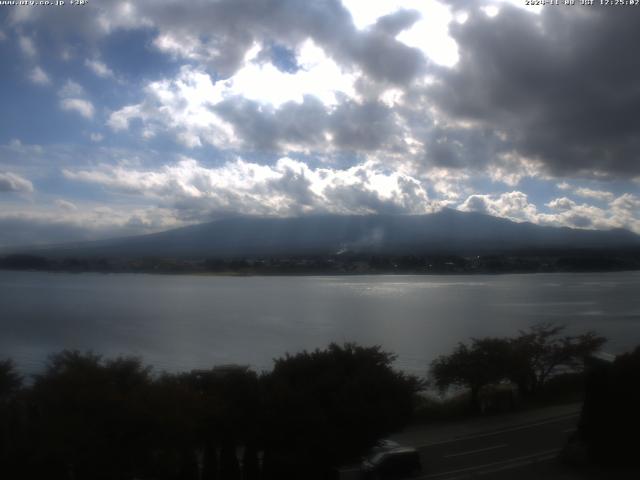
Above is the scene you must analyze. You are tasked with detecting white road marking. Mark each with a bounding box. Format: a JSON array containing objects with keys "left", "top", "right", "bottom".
[{"left": 444, "top": 443, "right": 507, "bottom": 458}]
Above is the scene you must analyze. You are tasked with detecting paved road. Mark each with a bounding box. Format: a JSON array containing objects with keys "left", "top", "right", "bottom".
[
  {"left": 340, "top": 412, "right": 579, "bottom": 479},
  {"left": 414, "top": 414, "right": 577, "bottom": 479}
]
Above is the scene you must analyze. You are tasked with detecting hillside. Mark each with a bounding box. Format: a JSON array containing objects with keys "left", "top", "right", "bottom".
[{"left": 10, "top": 209, "right": 640, "bottom": 259}]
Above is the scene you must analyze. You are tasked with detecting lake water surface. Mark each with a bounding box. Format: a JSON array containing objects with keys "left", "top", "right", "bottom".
[{"left": 1, "top": 271, "right": 639, "bottom": 377}]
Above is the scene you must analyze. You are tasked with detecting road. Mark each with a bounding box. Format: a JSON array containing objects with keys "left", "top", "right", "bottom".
[
  {"left": 339, "top": 412, "right": 579, "bottom": 480},
  {"left": 414, "top": 414, "right": 577, "bottom": 479}
]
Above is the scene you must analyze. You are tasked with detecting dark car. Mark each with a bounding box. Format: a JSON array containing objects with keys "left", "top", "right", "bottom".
[{"left": 361, "top": 447, "right": 422, "bottom": 479}]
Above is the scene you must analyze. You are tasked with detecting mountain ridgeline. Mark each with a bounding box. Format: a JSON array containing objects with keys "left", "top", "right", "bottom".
[{"left": 10, "top": 209, "right": 640, "bottom": 260}]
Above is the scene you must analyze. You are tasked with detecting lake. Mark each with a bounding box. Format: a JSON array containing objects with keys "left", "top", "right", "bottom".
[{"left": 1, "top": 270, "right": 639, "bottom": 377}]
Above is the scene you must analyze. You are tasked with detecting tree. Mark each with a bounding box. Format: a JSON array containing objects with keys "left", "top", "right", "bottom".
[
  {"left": 579, "top": 346, "right": 640, "bottom": 466},
  {"left": 0, "top": 359, "right": 22, "bottom": 400},
  {"left": 0, "top": 359, "right": 24, "bottom": 478},
  {"left": 507, "top": 323, "right": 606, "bottom": 396},
  {"left": 430, "top": 324, "right": 607, "bottom": 409},
  {"left": 430, "top": 338, "right": 511, "bottom": 411},
  {"left": 28, "top": 350, "right": 155, "bottom": 480},
  {"left": 261, "top": 343, "right": 422, "bottom": 478}
]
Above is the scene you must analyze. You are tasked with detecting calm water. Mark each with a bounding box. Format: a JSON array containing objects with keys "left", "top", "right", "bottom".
[{"left": 1, "top": 271, "right": 639, "bottom": 377}]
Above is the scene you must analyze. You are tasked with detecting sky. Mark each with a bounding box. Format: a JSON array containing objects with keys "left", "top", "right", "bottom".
[{"left": 0, "top": 0, "right": 639, "bottom": 247}]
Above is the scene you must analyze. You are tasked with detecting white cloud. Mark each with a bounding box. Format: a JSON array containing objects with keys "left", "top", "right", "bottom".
[
  {"left": 611, "top": 193, "right": 640, "bottom": 212},
  {"left": 28, "top": 66, "right": 50, "bottom": 85},
  {"left": 63, "top": 157, "right": 435, "bottom": 217},
  {"left": 459, "top": 191, "right": 538, "bottom": 222},
  {"left": 19, "top": 35, "right": 36, "bottom": 57},
  {"left": 60, "top": 98, "right": 95, "bottom": 119},
  {"left": 423, "top": 167, "right": 470, "bottom": 201},
  {"left": 342, "top": 0, "right": 459, "bottom": 67},
  {"left": 59, "top": 79, "right": 85, "bottom": 98},
  {"left": 108, "top": 66, "right": 236, "bottom": 148},
  {"left": 58, "top": 80, "right": 94, "bottom": 118},
  {"left": 462, "top": 192, "right": 640, "bottom": 234},
  {"left": 108, "top": 104, "right": 146, "bottom": 131},
  {"left": 84, "top": 58, "right": 115, "bottom": 78},
  {"left": 488, "top": 153, "right": 545, "bottom": 186},
  {"left": 573, "top": 187, "right": 615, "bottom": 202},
  {"left": 546, "top": 197, "right": 577, "bottom": 211},
  {"left": 227, "top": 40, "right": 358, "bottom": 107},
  {"left": 90, "top": 133, "right": 104, "bottom": 142},
  {"left": 0, "top": 206, "right": 182, "bottom": 247},
  {"left": 0, "top": 171, "right": 34, "bottom": 194},
  {"left": 55, "top": 199, "right": 78, "bottom": 211}
]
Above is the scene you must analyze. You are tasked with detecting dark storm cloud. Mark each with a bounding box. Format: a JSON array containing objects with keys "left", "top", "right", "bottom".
[
  {"left": 213, "top": 96, "right": 328, "bottom": 151},
  {"left": 214, "top": 96, "right": 401, "bottom": 153},
  {"left": 425, "top": 124, "right": 507, "bottom": 169},
  {"left": 149, "top": 0, "right": 428, "bottom": 84},
  {"left": 8, "top": 0, "right": 427, "bottom": 85},
  {"left": 323, "top": 183, "right": 406, "bottom": 215},
  {"left": 266, "top": 166, "right": 321, "bottom": 212},
  {"left": 329, "top": 100, "right": 400, "bottom": 151},
  {"left": 373, "top": 9, "right": 422, "bottom": 37},
  {"left": 428, "top": 4, "right": 640, "bottom": 177}
]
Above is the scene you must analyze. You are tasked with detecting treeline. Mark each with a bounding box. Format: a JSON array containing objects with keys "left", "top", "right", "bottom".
[
  {"left": 0, "top": 344, "right": 420, "bottom": 480},
  {"left": 2, "top": 249, "right": 640, "bottom": 275},
  {"left": 1, "top": 328, "right": 637, "bottom": 477},
  {"left": 429, "top": 325, "right": 640, "bottom": 468},
  {"left": 429, "top": 323, "right": 607, "bottom": 412}
]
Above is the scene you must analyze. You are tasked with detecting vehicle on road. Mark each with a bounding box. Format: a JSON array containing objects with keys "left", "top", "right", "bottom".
[{"left": 361, "top": 446, "right": 422, "bottom": 479}]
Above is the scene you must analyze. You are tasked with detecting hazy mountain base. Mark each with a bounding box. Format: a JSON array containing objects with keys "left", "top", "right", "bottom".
[
  {"left": 5, "top": 210, "right": 640, "bottom": 260},
  {"left": 1, "top": 249, "right": 639, "bottom": 275}
]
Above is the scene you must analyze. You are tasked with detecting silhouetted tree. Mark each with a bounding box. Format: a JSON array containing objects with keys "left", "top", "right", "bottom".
[
  {"left": 0, "top": 254, "right": 49, "bottom": 270},
  {"left": 0, "top": 359, "right": 24, "bottom": 478},
  {"left": 430, "top": 338, "right": 511, "bottom": 411},
  {"left": 242, "top": 443, "right": 260, "bottom": 480},
  {"left": 219, "top": 441, "right": 241, "bottom": 480},
  {"left": 202, "top": 443, "right": 219, "bottom": 480},
  {"left": 28, "top": 351, "right": 154, "bottom": 480},
  {"left": 144, "top": 372, "right": 201, "bottom": 480},
  {"left": 179, "top": 364, "right": 261, "bottom": 479},
  {"left": 0, "top": 359, "right": 22, "bottom": 400},
  {"left": 430, "top": 324, "right": 607, "bottom": 411},
  {"left": 261, "top": 343, "right": 421, "bottom": 478},
  {"left": 507, "top": 323, "right": 606, "bottom": 396},
  {"left": 579, "top": 346, "right": 640, "bottom": 466}
]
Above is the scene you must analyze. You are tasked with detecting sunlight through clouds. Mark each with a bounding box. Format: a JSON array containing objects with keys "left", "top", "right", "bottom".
[{"left": 1, "top": 0, "right": 639, "bottom": 244}]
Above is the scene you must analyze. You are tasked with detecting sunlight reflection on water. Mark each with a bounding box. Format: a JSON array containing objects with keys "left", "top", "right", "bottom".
[{"left": 1, "top": 271, "right": 639, "bottom": 377}]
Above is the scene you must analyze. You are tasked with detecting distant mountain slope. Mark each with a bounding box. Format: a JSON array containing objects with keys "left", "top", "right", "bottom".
[{"left": 12, "top": 209, "right": 640, "bottom": 258}]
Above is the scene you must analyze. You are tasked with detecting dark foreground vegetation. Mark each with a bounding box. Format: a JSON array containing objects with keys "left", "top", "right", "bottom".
[
  {"left": 0, "top": 344, "right": 420, "bottom": 480},
  {"left": 2, "top": 248, "right": 640, "bottom": 275},
  {"left": 1, "top": 325, "right": 637, "bottom": 479},
  {"left": 429, "top": 323, "right": 606, "bottom": 413},
  {"left": 568, "top": 346, "right": 640, "bottom": 468}
]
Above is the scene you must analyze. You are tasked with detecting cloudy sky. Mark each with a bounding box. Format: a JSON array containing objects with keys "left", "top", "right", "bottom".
[{"left": 1, "top": 0, "right": 639, "bottom": 247}]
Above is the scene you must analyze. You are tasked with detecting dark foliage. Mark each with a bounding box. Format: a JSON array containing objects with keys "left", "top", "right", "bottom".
[
  {"left": 579, "top": 347, "right": 640, "bottom": 466},
  {"left": 431, "top": 338, "right": 511, "bottom": 411},
  {"left": 430, "top": 323, "right": 606, "bottom": 411},
  {"left": 507, "top": 324, "right": 606, "bottom": 396},
  {"left": 261, "top": 343, "right": 422, "bottom": 478},
  {"left": 0, "top": 344, "right": 419, "bottom": 480},
  {"left": 0, "top": 358, "right": 22, "bottom": 398},
  {"left": 0, "top": 254, "right": 50, "bottom": 270}
]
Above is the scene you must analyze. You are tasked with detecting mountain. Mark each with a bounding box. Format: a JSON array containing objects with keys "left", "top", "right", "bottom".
[{"left": 13, "top": 210, "right": 640, "bottom": 259}]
